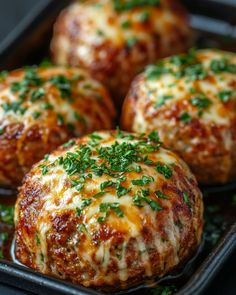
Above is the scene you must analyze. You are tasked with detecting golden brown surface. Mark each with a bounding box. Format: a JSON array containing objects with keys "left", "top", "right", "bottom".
[
  {"left": 0, "top": 66, "right": 115, "bottom": 187},
  {"left": 15, "top": 130, "right": 203, "bottom": 290},
  {"left": 121, "top": 49, "right": 236, "bottom": 185},
  {"left": 51, "top": 0, "right": 191, "bottom": 106}
]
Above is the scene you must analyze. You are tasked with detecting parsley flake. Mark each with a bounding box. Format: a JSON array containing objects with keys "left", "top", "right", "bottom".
[
  {"left": 156, "top": 162, "right": 172, "bottom": 179},
  {"left": 132, "top": 175, "right": 154, "bottom": 186}
]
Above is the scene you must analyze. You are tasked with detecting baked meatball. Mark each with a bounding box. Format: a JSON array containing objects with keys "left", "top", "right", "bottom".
[
  {"left": 0, "top": 66, "right": 115, "bottom": 187},
  {"left": 15, "top": 130, "right": 203, "bottom": 290},
  {"left": 121, "top": 49, "right": 236, "bottom": 185},
  {"left": 51, "top": 0, "right": 191, "bottom": 106}
]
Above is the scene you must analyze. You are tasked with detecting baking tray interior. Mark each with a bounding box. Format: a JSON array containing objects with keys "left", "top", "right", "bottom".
[{"left": 0, "top": 0, "right": 236, "bottom": 295}]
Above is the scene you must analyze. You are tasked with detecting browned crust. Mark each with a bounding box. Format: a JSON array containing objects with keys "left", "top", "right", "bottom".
[
  {"left": 51, "top": 0, "right": 191, "bottom": 106},
  {"left": 0, "top": 67, "right": 115, "bottom": 187},
  {"left": 121, "top": 69, "right": 236, "bottom": 185},
  {"left": 15, "top": 131, "right": 203, "bottom": 290}
]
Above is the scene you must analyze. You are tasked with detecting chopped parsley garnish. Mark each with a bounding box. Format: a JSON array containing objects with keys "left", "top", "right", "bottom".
[
  {"left": 116, "top": 127, "right": 135, "bottom": 140},
  {"left": 191, "top": 94, "right": 211, "bottom": 109},
  {"left": 67, "top": 123, "right": 75, "bottom": 131},
  {"left": 78, "top": 223, "right": 87, "bottom": 232},
  {"left": 57, "top": 113, "right": 64, "bottom": 126},
  {"left": 100, "top": 179, "right": 131, "bottom": 197},
  {"left": 32, "top": 111, "right": 41, "bottom": 119},
  {"left": 97, "top": 202, "right": 124, "bottom": 222},
  {"left": 126, "top": 36, "right": 137, "bottom": 47},
  {"left": 148, "top": 130, "right": 160, "bottom": 143},
  {"left": 94, "top": 3, "right": 103, "bottom": 9},
  {"left": 156, "top": 162, "right": 172, "bottom": 179},
  {"left": 155, "top": 190, "right": 169, "bottom": 199},
  {"left": 63, "top": 140, "right": 75, "bottom": 148},
  {"left": 49, "top": 75, "right": 72, "bottom": 98},
  {"left": 183, "top": 192, "right": 192, "bottom": 208},
  {"left": 40, "top": 102, "right": 53, "bottom": 110},
  {"left": 139, "top": 11, "right": 150, "bottom": 22},
  {"left": 116, "top": 184, "right": 131, "bottom": 197},
  {"left": 0, "top": 70, "right": 8, "bottom": 79},
  {"left": 218, "top": 90, "right": 233, "bottom": 102},
  {"left": 180, "top": 111, "right": 192, "bottom": 123},
  {"left": 76, "top": 199, "right": 92, "bottom": 216},
  {"left": 36, "top": 234, "right": 41, "bottom": 246},
  {"left": 40, "top": 165, "right": 49, "bottom": 176},
  {"left": 74, "top": 112, "right": 86, "bottom": 124},
  {"left": 70, "top": 176, "right": 86, "bottom": 192},
  {"left": 112, "top": 0, "right": 160, "bottom": 12},
  {"left": 170, "top": 50, "right": 197, "bottom": 66},
  {"left": 184, "top": 64, "right": 207, "bottom": 81},
  {"left": 146, "top": 50, "right": 236, "bottom": 85},
  {"left": 1, "top": 67, "right": 83, "bottom": 121},
  {"left": 39, "top": 58, "right": 53, "bottom": 68},
  {"left": 155, "top": 95, "right": 173, "bottom": 108},
  {"left": 100, "top": 180, "right": 115, "bottom": 190},
  {"left": 89, "top": 133, "right": 102, "bottom": 141},
  {"left": 31, "top": 88, "right": 45, "bottom": 102},
  {"left": 44, "top": 154, "right": 49, "bottom": 160},
  {"left": 88, "top": 132, "right": 103, "bottom": 147},
  {"left": 51, "top": 132, "right": 168, "bottom": 218},
  {"left": 133, "top": 190, "right": 162, "bottom": 211},
  {"left": 93, "top": 191, "right": 107, "bottom": 198},
  {"left": 10, "top": 67, "right": 43, "bottom": 101},
  {"left": 189, "top": 87, "right": 197, "bottom": 94},
  {"left": 96, "top": 29, "right": 104, "bottom": 36},
  {"left": 132, "top": 175, "right": 154, "bottom": 186},
  {"left": 146, "top": 63, "right": 172, "bottom": 80},
  {"left": 121, "top": 20, "right": 130, "bottom": 29},
  {"left": 40, "top": 253, "right": 44, "bottom": 262},
  {"left": 210, "top": 58, "right": 236, "bottom": 74},
  {"left": 190, "top": 93, "right": 211, "bottom": 116},
  {"left": 83, "top": 83, "right": 92, "bottom": 89},
  {"left": 1, "top": 101, "right": 26, "bottom": 115}
]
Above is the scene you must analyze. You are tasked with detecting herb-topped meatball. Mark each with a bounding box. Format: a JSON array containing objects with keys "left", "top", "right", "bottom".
[
  {"left": 15, "top": 130, "right": 203, "bottom": 290},
  {"left": 122, "top": 49, "right": 236, "bottom": 185},
  {"left": 0, "top": 66, "right": 115, "bottom": 187},
  {"left": 51, "top": 0, "right": 191, "bottom": 106}
]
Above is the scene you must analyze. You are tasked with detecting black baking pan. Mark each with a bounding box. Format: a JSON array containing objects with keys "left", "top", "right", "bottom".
[{"left": 0, "top": 0, "right": 236, "bottom": 295}]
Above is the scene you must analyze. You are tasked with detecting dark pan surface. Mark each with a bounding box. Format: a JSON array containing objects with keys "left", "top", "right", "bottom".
[{"left": 0, "top": 0, "right": 236, "bottom": 295}]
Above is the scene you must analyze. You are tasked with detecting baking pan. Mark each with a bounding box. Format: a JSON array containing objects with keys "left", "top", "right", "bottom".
[{"left": 0, "top": 0, "right": 236, "bottom": 294}]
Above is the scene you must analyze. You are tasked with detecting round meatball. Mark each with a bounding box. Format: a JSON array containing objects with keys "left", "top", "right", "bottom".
[
  {"left": 51, "top": 0, "right": 191, "bottom": 106},
  {"left": 15, "top": 130, "right": 203, "bottom": 290},
  {"left": 121, "top": 49, "right": 236, "bottom": 185},
  {"left": 0, "top": 66, "right": 115, "bottom": 187}
]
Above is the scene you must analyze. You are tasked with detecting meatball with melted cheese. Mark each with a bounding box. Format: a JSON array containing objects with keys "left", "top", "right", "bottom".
[
  {"left": 15, "top": 130, "right": 203, "bottom": 290},
  {"left": 121, "top": 49, "right": 236, "bottom": 185},
  {"left": 0, "top": 66, "right": 115, "bottom": 187},
  {"left": 51, "top": 0, "right": 191, "bottom": 106}
]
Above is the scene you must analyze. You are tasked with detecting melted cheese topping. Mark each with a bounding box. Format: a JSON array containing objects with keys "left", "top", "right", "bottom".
[
  {"left": 51, "top": 0, "right": 190, "bottom": 99},
  {"left": 53, "top": 0, "right": 189, "bottom": 64},
  {"left": 15, "top": 130, "right": 203, "bottom": 287},
  {"left": 0, "top": 66, "right": 114, "bottom": 134},
  {"left": 122, "top": 49, "right": 236, "bottom": 184},
  {"left": 134, "top": 49, "right": 236, "bottom": 129}
]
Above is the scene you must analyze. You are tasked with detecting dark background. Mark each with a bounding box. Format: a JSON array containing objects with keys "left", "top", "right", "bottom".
[{"left": 0, "top": 0, "right": 235, "bottom": 294}]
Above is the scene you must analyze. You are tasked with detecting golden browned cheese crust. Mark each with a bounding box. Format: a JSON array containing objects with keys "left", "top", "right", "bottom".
[
  {"left": 51, "top": 0, "right": 191, "bottom": 105},
  {"left": 121, "top": 49, "right": 236, "bottom": 185},
  {"left": 0, "top": 67, "right": 115, "bottom": 187},
  {"left": 15, "top": 130, "right": 203, "bottom": 290}
]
